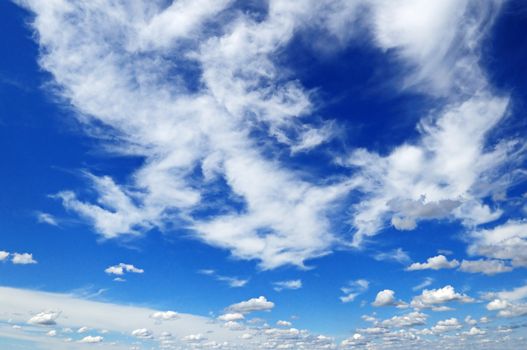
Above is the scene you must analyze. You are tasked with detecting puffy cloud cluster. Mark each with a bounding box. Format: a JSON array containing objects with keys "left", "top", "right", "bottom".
[
  {"left": 227, "top": 296, "right": 274, "bottom": 314},
  {"left": 0, "top": 251, "right": 37, "bottom": 265},
  {"left": 410, "top": 285, "right": 474, "bottom": 310},
  {"left": 407, "top": 255, "right": 459, "bottom": 271},
  {"left": 104, "top": 263, "right": 144, "bottom": 276}
]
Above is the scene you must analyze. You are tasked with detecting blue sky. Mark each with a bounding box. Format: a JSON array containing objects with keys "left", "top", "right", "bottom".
[{"left": 1, "top": 0, "right": 527, "bottom": 349}]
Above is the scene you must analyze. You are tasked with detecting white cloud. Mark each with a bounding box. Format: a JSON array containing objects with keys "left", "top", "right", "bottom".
[
  {"left": 467, "top": 220, "right": 527, "bottom": 267},
  {"left": 131, "top": 328, "right": 153, "bottom": 339},
  {"left": 412, "top": 277, "right": 434, "bottom": 291},
  {"left": 459, "top": 259, "right": 512, "bottom": 275},
  {"left": 273, "top": 280, "right": 302, "bottom": 292},
  {"left": 276, "top": 320, "right": 292, "bottom": 327},
  {"left": 198, "top": 270, "right": 249, "bottom": 288},
  {"left": 227, "top": 296, "right": 274, "bottom": 314},
  {"left": 0, "top": 251, "right": 9, "bottom": 261},
  {"left": 373, "top": 248, "right": 411, "bottom": 264},
  {"left": 406, "top": 255, "right": 459, "bottom": 271},
  {"left": 411, "top": 285, "right": 474, "bottom": 310},
  {"left": 381, "top": 312, "right": 428, "bottom": 328},
  {"left": 465, "top": 326, "right": 486, "bottom": 336},
  {"left": 340, "top": 279, "right": 369, "bottom": 303},
  {"left": 372, "top": 290, "right": 397, "bottom": 307},
  {"left": 104, "top": 263, "right": 144, "bottom": 276},
  {"left": 218, "top": 313, "right": 244, "bottom": 322},
  {"left": 16, "top": 0, "right": 521, "bottom": 272},
  {"left": 150, "top": 311, "right": 179, "bottom": 321},
  {"left": 46, "top": 330, "right": 57, "bottom": 337},
  {"left": 431, "top": 318, "right": 462, "bottom": 333},
  {"left": 28, "top": 311, "right": 60, "bottom": 326},
  {"left": 77, "top": 326, "right": 89, "bottom": 333},
  {"left": 11, "top": 253, "right": 37, "bottom": 265},
  {"left": 37, "top": 212, "right": 58, "bottom": 226},
  {"left": 78, "top": 335, "right": 103, "bottom": 343}
]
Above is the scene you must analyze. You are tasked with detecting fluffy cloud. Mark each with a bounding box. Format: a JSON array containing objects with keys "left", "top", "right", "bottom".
[
  {"left": 411, "top": 285, "right": 474, "bottom": 310},
  {"left": 218, "top": 313, "right": 244, "bottom": 322},
  {"left": 131, "top": 328, "right": 153, "bottom": 339},
  {"left": 0, "top": 251, "right": 9, "bottom": 261},
  {"left": 372, "top": 289, "right": 404, "bottom": 307},
  {"left": 459, "top": 259, "right": 513, "bottom": 275},
  {"left": 150, "top": 311, "right": 179, "bottom": 321},
  {"left": 78, "top": 335, "right": 103, "bottom": 343},
  {"left": 406, "top": 255, "right": 459, "bottom": 271},
  {"left": 104, "top": 263, "right": 144, "bottom": 275},
  {"left": 227, "top": 296, "right": 274, "bottom": 314},
  {"left": 273, "top": 280, "right": 302, "bottom": 292},
  {"left": 11, "top": 253, "right": 37, "bottom": 265},
  {"left": 381, "top": 312, "right": 428, "bottom": 328},
  {"left": 28, "top": 311, "right": 60, "bottom": 326},
  {"left": 431, "top": 318, "right": 462, "bottom": 333}
]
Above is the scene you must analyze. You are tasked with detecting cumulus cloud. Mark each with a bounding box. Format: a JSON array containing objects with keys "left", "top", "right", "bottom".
[
  {"left": 150, "top": 311, "right": 179, "bottom": 321},
  {"left": 431, "top": 318, "right": 462, "bottom": 333},
  {"left": 459, "top": 259, "right": 513, "bottom": 275},
  {"left": 411, "top": 285, "right": 474, "bottom": 310},
  {"left": 218, "top": 313, "right": 244, "bottom": 322},
  {"left": 28, "top": 311, "right": 60, "bottom": 326},
  {"left": 104, "top": 263, "right": 144, "bottom": 276},
  {"left": 0, "top": 251, "right": 9, "bottom": 261},
  {"left": 372, "top": 290, "right": 398, "bottom": 307},
  {"left": 78, "top": 335, "right": 103, "bottom": 343},
  {"left": 227, "top": 296, "right": 274, "bottom": 314},
  {"left": 11, "top": 253, "right": 37, "bottom": 265},
  {"left": 406, "top": 255, "right": 459, "bottom": 271},
  {"left": 381, "top": 312, "right": 428, "bottom": 328},
  {"left": 273, "top": 280, "right": 302, "bottom": 292},
  {"left": 131, "top": 328, "right": 153, "bottom": 339}
]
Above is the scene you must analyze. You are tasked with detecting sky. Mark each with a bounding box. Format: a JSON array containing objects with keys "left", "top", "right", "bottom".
[{"left": 1, "top": 0, "right": 527, "bottom": 349}]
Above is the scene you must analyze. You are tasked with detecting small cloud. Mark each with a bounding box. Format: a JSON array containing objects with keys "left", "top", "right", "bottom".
[
  {"left": 78, "top": 335, "right": 103, "bottom": 343},
  {"left": 406, "top": 255, "right": 458, "bottom": 271},
  {"left": 28, "top": 311, "right": 60, "bottom": 326},
  {"left": 340, "top": 279, "right": 369, "bottom": 303},
  {"left": 198, "top": 269, "right": 248, "bottom": 288},
  {"left": 104, "top": 263, "right": 144, "bottom": 276},
  {"left": 412, "top": 277, "right": 434, "bottom": 291},
  {"left": 374, "top": 248, "right": 411, "bottom": 264},
  {"left": 218, "top": 313, "right": 244, "bottom": 322},
  {"left": 150, "top": 311, "right": 179, "bottom": 321},
  {"left": 273, "top": 279, "right": 302, "bottom": 292},
  {"left": 227, "top": 296, "right": 274, "bottom": 314},
  {"left": 12, "top": 253, "right": 37, "bottom": 265},
  {"left": 131, "top": 328, "right": 153, "bottom": 339},
  {"left": 276, "top": 320, "right": 292, "bottom": 327},
  {"left": 372, "top": 289, "right": 405, "bottom": 307},
  {"left": 36, "top": 212, "right": 58, "bottom": 226},
  {"left": 459, "top": 259, "right": 512, "bottom": 275},
  {"left": 0, "top": 251, "right": 9, "bottom": 261}
]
